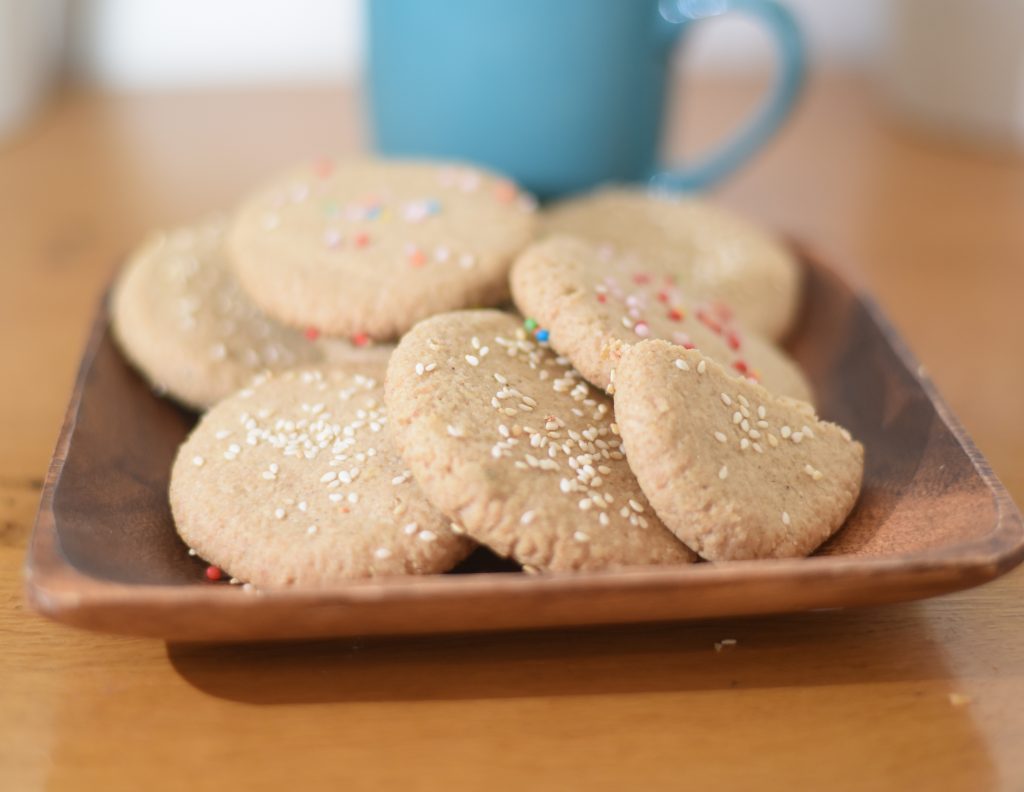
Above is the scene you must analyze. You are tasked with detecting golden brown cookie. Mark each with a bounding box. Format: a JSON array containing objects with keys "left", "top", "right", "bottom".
[
  {"left": 385, "top": 310, "right": 696, "bottom": 572},
  {"left": 227, "top": 158, "right": 538, "bottom": 341},
  {"left": 170, "top": 365, "right": 472, "bottom": 587},
  {"left": 510, "top": 235, "right": 812, "bottom": 401},
  {"left": 615, "top": 341, "right": 863, "bottom": 561}
]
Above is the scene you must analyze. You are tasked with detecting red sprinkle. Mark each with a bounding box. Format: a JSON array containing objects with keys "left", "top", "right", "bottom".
[
  {"left": 733, "top": 360, "right": 750, "bottom": 375},
  {"left": 657, "top": 291, "right": 670, "bottom": 303},
  {"left": 668, "top": 308, "right": 684, "bottom": 322},
  {"left": 596, "top": 293, "right": 607, "bottom": 303},
  {"left": 304, "top": 327, "right": 320, "bottom": 341},
  {"left": 313, "top": 158, "right": 334, "bottom": 179},
  {"left": 713, "top": 301, "right": 734, "bottom": 322},
  {"left": 697, "top": 309, "right": 722, "bottom": 334},
  {"left": 408, "top": 249, "right": 427, "bottom": 267},
  {"left": 726, "top": 331, "right": 741, "bottom": 351},
  {"left": 205, "top": 565, "right": 223, "bottom": 582},
  {"left": 494, "top": 182, "right": 518, "bottom": 203},
  {"left": 682, "top": 341, "right": 696, "bottom": 350},
  {"left": 352, "top": 332, "right": 370, "bottom": 347},
  {"left": 354, "top": 232, "right": 370, "bottom": 248},
  {"left": 632, "top": 273, "right": 651, "bottom": 285}
]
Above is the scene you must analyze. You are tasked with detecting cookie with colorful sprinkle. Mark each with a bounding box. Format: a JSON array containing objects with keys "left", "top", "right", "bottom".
[
  {"left": 385, "top": 309, "right": 696, "bottom": 572},
  {"left": 614, "top": 340, "right": 863, "bottom": 561},
  {"left": 110, "top": 218, "right": 390, "bottom": 411},
  {"left": 541, "top": 188, "right": 801, "bottom": 341},
  {"left": 510, "top": 235, "right": 812, "bottom": 401},
  {"left": 170, "top": 365, "right": 472, "bottom": 587},
  {"left": 227, "top": 157, "right": 538, "bottom": 341}
]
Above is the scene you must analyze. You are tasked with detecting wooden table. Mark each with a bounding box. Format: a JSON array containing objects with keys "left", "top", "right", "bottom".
[{"left": 2, "top": 76, "right": 1022, "bottom": 791}]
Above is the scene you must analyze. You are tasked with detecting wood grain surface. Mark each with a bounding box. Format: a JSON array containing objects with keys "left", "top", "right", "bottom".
[{"left": 2, "top": 76, "right": 1023, "bottom": 790}]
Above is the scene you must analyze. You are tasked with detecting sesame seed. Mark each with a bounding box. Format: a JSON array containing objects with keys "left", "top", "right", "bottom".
[
  {"left": 415, "top": 363, "right": 425, "bottom": 376},
  {"left": 748, "top": 429, "right": 761, "bottom": 439},
  {"left": 721, "top": 393, "right": 732, "bottom": 406},
  {"left": 520, "top": 510, "right": 536, "bottom": 525},
  {"left": 719, "top": 465, "right": 729, "bottom": 480},
  {"left": 403, "top": 522, "right": 418, "bottom": 535},
  {"left": 573, "top": 531, "right": 590, "bottom": 543},
  {"left": 768, "top": 434, "right": 779, "bottom": 447},
  {"left": 733, "top": 412, "right": 743, "bottom": 425},
  {"left": 578, "top": 498, "right": 592, "bottom": 511},
  {"left": 802, "top": 425, "right": 816, "bottom": 439},
  {"left": 447, "top": 424, "right": 464, "bottom": 437},
  {"left": 274, "top": 508, "right": 286, "bottom": 519},
  {"left": 307, "top": 525, "right": 318, "bottom": 535},
  {"left": 757, "top": 405, "right": 767, "bottom": 419},
  {"left": 674, "top": 358, "right": 689, "bottom": 371},
  {"left": 752, "top": 442, "right": 763, "bottom": 453},
  {"left": 347, "top": 492, "right": 359, "bottom": 504},
  {"left": 781, "top": 426, "right": 792, "bottom": 438},
  {"left": 419, "top": 530, "right": 437, "bottom": 542},
  {"left": 465, "top": 354, "right": 480, "bottom": 366},
  {"left": 320, "top": 471, "right": 336, "bottom": 483},
  {"left": 840, "top": 428, "right": 852, "bottom": 442},
  {"left": 714, "top": 431, "right": 727, "bottom": 443},
  {"left": 792, "top": 432, "right": 804, "bottom": 444},
  {"left": 629, "top": 499, "right": 644, "bottom": 513},
  {"left": 192, "top": 455, "right": 205, "bottom": 466},
  {"left": 741, "top": 419, "right": 750, "bottom": 432},
  {"left": 782, "top": 511, "right": 791, "bottom": 526},
  {"left": 740, "top": 438, "right": 751, "bottom": 450},
  {"left": 187, "top": 548, "right": 197, "bottom": 556}
]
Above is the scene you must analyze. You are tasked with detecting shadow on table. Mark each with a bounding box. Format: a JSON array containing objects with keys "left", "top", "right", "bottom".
[{"left": 169, "top": 600, "right": 960, "bottom": 705}]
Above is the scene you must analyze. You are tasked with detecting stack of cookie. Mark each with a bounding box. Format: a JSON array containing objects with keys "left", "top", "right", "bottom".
[{"left": 112, "top": 157, "right": 864, "bottom": 588}]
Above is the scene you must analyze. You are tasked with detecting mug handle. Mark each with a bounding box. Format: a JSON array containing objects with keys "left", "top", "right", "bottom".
[{"left": 651, "top": 0, "right": 805, "bottom": 192}]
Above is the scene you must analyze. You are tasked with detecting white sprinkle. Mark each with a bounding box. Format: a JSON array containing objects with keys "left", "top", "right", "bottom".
[
  {"left": 447, "top": 424, "right": 464, "bottom": 438},
  {"left": 415, "top": 363, "right": 425, "bottom": 376},
  {"left": 391, "top": 474, "right": 406, "bottom": 486},
  {"left": 573, "top": 530, "right": 590, "bottom": 543},
  {"left": 347, "top": 493, "right": 359, "bottom": 504},
  {"left": 697, "top": 360, "right": 707, "bottom": 374},
  {"left": 274, "top": 508, "right": 286, "bottom": 520},
  {"left": 719, "top": 465, "right": 728, "bottom": 480},
  {"left": 307, "top": 525, "right": 318, "bottom": 535},
  {"left": 298, "top": 501, "right": 308, "bottom": 512},
  {"left": 403, "top": 522, "right": 418, "bottom": 535},
  {"left": 465, "top": 354, "right": 480, "bottom": 366},
  {"left": 192, "top": 455, "right": 205, "bottom": 467},
  {"left": 419, "top": 530, "right": 437, "bottom": 542},
  {"left": 520, "top": 510, "right": 536, "bottom": 525},
  {"left": 721, "top": 393, "right": 733, "bottom": 406},
  {"left": 187, "top": 548, "right": 197, "bottom": 556},
  {"left": 674, "top": 358, "right": 690, "bottom": 371},
  {"left": 374, "top": 547, "right": 392, "bottom": 560},
  {"left": 782, "top": 511, "right": 791, "bottom": 526}
]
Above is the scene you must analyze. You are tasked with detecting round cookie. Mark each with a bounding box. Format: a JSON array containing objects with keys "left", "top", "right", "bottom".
[
  {"left": 541, "top": 187, "right": 801, "bottom": 341},
  {"left": 614, "top": 340, "right": 864, "bottom": 561},
  {"left": 511, "top": 235, "right": 813, "bottom": 402},
  {"left": 385, "top": 310, "right": 696, "bottom": 573},
  {"left": 170, "top": 366, "right": 472, "bottom": 587},
  {"left": 227, "top": 157, "right": 538, "bottom": 340},
  {"left": 111, "top": 218, "right": 391, "bottom": 411}
]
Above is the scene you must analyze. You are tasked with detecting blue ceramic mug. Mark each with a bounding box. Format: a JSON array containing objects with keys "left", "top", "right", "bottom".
[{"left": 368, "top": 0, "right": 805, "bottom": 199}]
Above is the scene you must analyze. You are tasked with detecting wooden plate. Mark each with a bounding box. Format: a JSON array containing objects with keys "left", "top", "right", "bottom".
[{"left": 25, "top": 250, "right": 1024, "bottom": 642}]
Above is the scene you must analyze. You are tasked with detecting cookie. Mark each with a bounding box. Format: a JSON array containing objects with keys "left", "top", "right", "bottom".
[
  {"left": 511, "top": 235, "right": 813, "bottom": 402},
  {"left": 614, "top": 340, "right": 863, "bottom": 561},
  {"left": 385, "top": 310, "right": 696, "bottom": 572},
  {"left": 110, "top": 218, "right": 391, "bottom": 411},
  {"left": 170, "top": 365, "right": 472, "bottom": 587},
  {"left": 227, "top": 157, "right": 538, "bottom": 341},
  {"left": 541, "top": 188, "right": 801, "bottom": 340}
]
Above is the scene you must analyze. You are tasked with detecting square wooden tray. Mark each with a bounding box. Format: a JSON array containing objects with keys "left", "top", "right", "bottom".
[{"left": 25, "top": 249, "right": 1024, "bottom": 642}]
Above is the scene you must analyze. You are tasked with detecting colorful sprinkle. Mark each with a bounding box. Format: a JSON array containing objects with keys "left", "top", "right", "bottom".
[
  {"left": 524, "top": 318, "right": 538, "bottom": 332},
  {"left": 304, "top": 327, "right": 320, "bottom": 341},
  {"left": 352, "top": 332, "right": 370, "bottom": 347},
  {"left": 205, "top": 565, "right": 223, "bottom": 582},
  {"left": 535, "top": 328, "right": 550, "bottom": 342}
]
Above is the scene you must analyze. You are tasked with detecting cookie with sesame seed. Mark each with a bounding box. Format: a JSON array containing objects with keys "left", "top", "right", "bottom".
[
  {"left": 110, "top": 218, "right": 391, "bottom": 411},
  {"left": 227, "top": 157, "right": 538, "bottom": 341},
  {"left": 385, "top": 310, "right": 696, "bottom": 572},
  {"left": 541, "top": 188, "right": 801, "bottom": 341},
  {"left": 170, "top": 366, "right": 472, "bottom": 587},
  {"left": 614, "top": 340, "right": 864, "bottom": 561},
  {"left": 510, "top": 235, "right": 813, "bottom": 401}
]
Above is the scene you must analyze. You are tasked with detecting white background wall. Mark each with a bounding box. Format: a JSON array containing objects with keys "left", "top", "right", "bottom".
[{"left": 68, "top": 0, "right": 883, "bottom": 89}]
